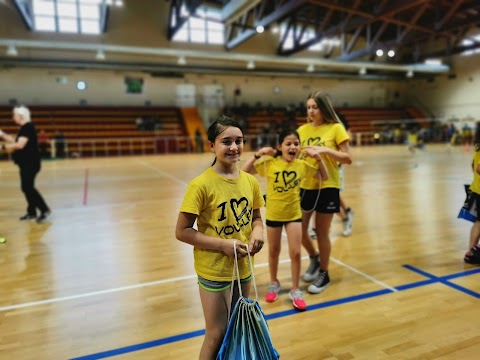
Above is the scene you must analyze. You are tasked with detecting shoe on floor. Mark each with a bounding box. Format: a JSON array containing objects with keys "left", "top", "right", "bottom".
[
  {"left": 308, "top": 270, "right": 330, "bottom": 294},
  {"left": 303, "top": 255, "right": 320, "bottom": 282},
  {"left": 289, "top": 289, "right": 307, "bottom": 311},
  {"left": 36, "top": 210, "right": 51, "bottom": 224},
  {"left": 464, "top": 245, "right": 480, "bottom": 265},
  {"left": 309, "top": 228, "right": 317, "bottom": 240},
  {"left": 19, "top": 214, "right": 36, "bottom": 221},
  {"left": 265, "top": 282, "right": 281, "bottom": 303}
]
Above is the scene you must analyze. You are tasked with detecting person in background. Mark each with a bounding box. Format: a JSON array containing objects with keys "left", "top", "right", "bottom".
[
  {"left": 464, "top": 137, "right": 480, "bottom": 265},
  {"left": 175, "top": 115, "right": 265, "bottom": 359},
  {"left": 298, "top": 92, "right": 352, "bottom": 294},
  {"left": 0, "top": 105, "right": 51, "bottom": 223},
  {"left": 195, "top": 127, "right": 204, "bottom": 153},
  {"left": 242, "top": 128, "right": 328, "bottom": 311},
  {"left": 38, "top": 129, "right": 50, "bottom": 158},
  {"left": 53, "top": 130, "right": 66, "bottom": 158}
]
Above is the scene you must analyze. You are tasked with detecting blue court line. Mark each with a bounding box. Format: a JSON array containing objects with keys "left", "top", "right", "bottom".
[
  {"left": 402, "top": 265, "right": 480, "bottom": 298},
  {"left": 71, "top": 265, "right": 480, "bottom": 360}
]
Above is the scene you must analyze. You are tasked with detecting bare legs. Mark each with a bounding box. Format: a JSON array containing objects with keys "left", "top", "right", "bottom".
[
  {"left": 267, "top": 222, "right": 303, "bottom": 290},
  {"left": 198, "top": 281, "right": 251, "bottom": 359},
  {"left": 301, "top": 211, "right": 318, "bottom": 257},
  {"left": 301, "top": 211, "right": 333, "bottom": 271},
  {"left": 469, "top": 221, "right": 480, "bottom": 252}
]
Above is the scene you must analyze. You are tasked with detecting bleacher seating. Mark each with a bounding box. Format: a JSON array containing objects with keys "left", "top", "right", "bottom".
[{"left": 0, "top": 106, "right": 190, "bottom": 156}]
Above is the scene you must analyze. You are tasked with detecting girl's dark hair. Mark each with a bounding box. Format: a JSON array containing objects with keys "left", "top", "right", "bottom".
[
  {"left": 274, "top": 128, "right": 300, "bottom": 157},
  {"left": 307, "top": 91, "right": 341, "bottom": 124},
  {"left": 207, "top": 115, "right": 244, "bottom": 142},
  {"left": 207, "top": 115, "right": 245, "bottom": 165}
]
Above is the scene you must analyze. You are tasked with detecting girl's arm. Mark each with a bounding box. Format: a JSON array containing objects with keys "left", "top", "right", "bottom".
[
  {"left": 175, "top": 212, "right": 248, "bottom": 258},
  {"left": 302, "top": 148, "right": 328, "bottom": 180},
  {"left": 475, "top": 163, "right": 480, "bottom": 175},
  {"left": 241, "top": 147, "right": 275, "bottom": 174},
  {"left": 248, "top": 208, "right": 264, "bottom": 255},
  {"left": 306, "top": 140, "right": 352, "bottom": 164}
]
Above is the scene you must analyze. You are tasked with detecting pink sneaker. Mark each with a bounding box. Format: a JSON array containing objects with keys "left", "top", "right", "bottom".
[
  {"left": 289, "top": 289, "right": 307, "bottom": 311},
  {"left": 265, "top": 282, "right": 281, "bottom": 303}
]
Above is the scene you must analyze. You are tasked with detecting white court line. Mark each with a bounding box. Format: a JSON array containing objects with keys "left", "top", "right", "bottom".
[
  {"left": 0, "top": 274, "right": 197, "bottom": 312},
  {"left": 330, "top": 257, "right": 398, "bottom": 292},
  {"left": 0, "top": 254, "right": 396, "bottom": 312}
]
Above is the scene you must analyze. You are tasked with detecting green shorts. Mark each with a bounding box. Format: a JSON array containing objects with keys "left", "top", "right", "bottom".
[{"left": 198, "top": 275, "right": 252, "bottom": 292}]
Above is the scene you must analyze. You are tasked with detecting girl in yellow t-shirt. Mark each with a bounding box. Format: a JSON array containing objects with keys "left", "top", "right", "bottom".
[
  {"left": 297, "top": 92, "right": 352, "bottom": 295},
  {"left": 465, "top": 142, "right": 480, "bottom": 264},
  {"left": 242, "top": 128, "right": 328, "bottom": 311},
  {"left": 176, "top": 115, "right": 265, "bottom": 359}
]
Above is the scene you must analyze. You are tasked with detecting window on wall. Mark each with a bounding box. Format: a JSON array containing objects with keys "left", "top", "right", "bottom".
[
  {"left": 14, "top": 0, "right": 122, "bottom": 35},
  {"left": 461, "top": 33, "right": 480, "bottom": 56},
  {"left": 172, "top": 6, "right": 224, "bottom": 45},
  {"left": 280, "top": 27, "right": 341, "bottom": 52}
]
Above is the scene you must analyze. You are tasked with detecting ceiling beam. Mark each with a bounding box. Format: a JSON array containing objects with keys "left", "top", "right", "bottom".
[{"left": 225, "top": 0, "right": 307, "bottom": 50}]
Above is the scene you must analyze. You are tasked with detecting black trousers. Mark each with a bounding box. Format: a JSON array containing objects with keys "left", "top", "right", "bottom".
[{"left": 19, "top": 163, "right": 49, "bottom": 216}]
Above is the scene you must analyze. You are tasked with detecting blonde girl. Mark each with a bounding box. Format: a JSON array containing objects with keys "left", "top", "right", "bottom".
[{"left": 298, "top": 92, "right": 352, "bottom": 294}]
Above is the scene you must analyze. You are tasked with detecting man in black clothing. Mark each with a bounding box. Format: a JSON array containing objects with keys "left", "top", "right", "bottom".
[{"left": 0, "top": 105, "right": 51, "bottom": 223}]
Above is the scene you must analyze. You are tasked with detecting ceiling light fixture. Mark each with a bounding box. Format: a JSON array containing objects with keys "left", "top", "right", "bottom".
[
  {"left": 376, "top": 49, "right": 384, "bottom": 57},
  {"left": 256, "top": 25, "right": 264, "bottom": 33},
  {"left": 246, "top": 60, "right": 255, "bottom": 70},
  {"left": 6, "top": 44, "right": 18, "bottom": 57},
  {"left": 387, "top": 50, "right": 395, "bottom": 57}
]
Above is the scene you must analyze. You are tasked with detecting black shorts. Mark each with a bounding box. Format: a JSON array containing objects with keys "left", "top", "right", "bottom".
[
  {"left": 266, "top": 218, "right": 302, "bottom": 227},
  {"left": 300, "top": 188, "right": 340, "bottom": 213}
]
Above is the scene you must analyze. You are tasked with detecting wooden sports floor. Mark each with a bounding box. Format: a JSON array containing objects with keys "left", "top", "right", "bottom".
[{"left": 0, "top": 144, "right": 479, "bottom": 360}]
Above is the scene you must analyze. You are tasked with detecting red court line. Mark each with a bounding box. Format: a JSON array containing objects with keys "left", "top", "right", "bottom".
[{"left": 83, "top": 168, "right": 89, "bottom": 206}]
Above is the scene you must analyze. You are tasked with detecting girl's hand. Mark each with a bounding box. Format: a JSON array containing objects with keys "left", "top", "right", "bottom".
[
  {"left": 248, "top": 237, "right": 264, "bottom": 255},
  {"left": 257, "top": 147, "right": 275, "bottom": 157},
  {"left": 302, "top": 148, "right": 319, "bottom": 158},
  {"left": 221, "top": 239, "right": 249, "bottom": 258}
]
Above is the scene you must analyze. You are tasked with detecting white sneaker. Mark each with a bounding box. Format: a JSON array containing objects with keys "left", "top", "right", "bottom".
[{"left": 309, "top": 228, "right": 317, "bottom": 240}]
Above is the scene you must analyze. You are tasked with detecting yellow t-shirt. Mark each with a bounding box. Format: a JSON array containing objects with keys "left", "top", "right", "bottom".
[
  {"left": 180, "top": 167, "right": 264, "bottom": 282},
  {"left": 254, "top": 156, "right": 318, "bottom": 221},
  {"left": 470, "top": 151, "right": 480, "bottom": 194},
  {"left": 297, "top": 122, "right": 349, "bottom": 189}
]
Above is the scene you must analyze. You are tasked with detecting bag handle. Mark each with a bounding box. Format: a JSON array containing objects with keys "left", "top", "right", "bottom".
[{"left": 228, "top": 241, "right": 258, "bottom": 319}]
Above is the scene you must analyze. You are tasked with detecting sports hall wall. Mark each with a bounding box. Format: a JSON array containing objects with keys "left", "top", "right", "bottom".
[
  {"left": 0, "top": 67, "right": 407, "bottom": 109},
  {"left": 1, "top": 55, "right": 478, "bottom": 123}
]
